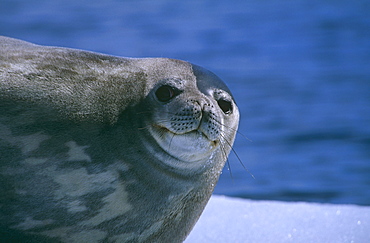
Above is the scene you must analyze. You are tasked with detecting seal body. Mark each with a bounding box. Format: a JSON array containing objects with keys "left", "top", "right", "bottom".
[{"left": 0, "top": 36, "right": 239, "bottom": 242}]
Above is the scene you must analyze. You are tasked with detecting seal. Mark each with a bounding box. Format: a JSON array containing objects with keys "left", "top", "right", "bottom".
[{"left": 0, "top": 36, "right": 239, "bottom": 242}]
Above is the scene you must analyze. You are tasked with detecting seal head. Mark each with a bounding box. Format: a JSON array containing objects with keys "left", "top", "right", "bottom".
[{"left": 143, "top": 63, "right": 238, "bottom": 170}]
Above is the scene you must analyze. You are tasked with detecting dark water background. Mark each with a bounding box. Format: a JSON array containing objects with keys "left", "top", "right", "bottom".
[{"left": 1, "top": 0, "right": 369, "bottom": 206}]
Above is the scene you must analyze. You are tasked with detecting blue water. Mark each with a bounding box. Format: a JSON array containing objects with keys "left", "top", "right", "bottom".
[{"left": 1, "top": 0, "right": 369, "bottom": 205}]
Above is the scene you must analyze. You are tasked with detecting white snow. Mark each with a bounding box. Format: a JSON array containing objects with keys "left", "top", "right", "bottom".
[{"left": 185, "top": 195, "right": 370, "bottom": 243}]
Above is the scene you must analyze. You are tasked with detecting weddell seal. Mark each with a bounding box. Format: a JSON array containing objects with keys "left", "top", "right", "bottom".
[{"left": 0, "top": 36, "right": 239, "bottom": 242}]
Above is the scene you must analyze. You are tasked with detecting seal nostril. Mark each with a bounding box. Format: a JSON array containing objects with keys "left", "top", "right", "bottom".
[{"left": 217, "top": 98, "right": 233, "bottom": 114}]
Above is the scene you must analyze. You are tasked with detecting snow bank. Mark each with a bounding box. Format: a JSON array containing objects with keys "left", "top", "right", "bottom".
[{"left": 186, "top": 195, "right": 369, "bottom": 243}]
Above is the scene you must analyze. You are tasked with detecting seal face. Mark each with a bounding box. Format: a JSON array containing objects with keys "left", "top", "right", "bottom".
[
  {"left": 146, "top": 75, "right": 235, "bottom": 167},
  {"left": 0, "top": 36, "right": 239, "bottom": 242}
]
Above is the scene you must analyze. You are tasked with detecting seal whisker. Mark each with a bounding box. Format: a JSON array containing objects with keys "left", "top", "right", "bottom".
[
  {"left": 236, "top": 129, "right": 253, "bottom": 143},
  {"left": 168, "top": 132, "right": 176, "bottom": 151},
  {"left": 211, "top": 117, "right": 253, "bottom": 143},
  {"left": 137, "top": 125, "right": 150, "bottom": 130},
  {"left": 220, "top": 132, "right": 255, "bottom": 179},
  {"left": 218, "top": 135, "right": 234, "bottom": 179}
]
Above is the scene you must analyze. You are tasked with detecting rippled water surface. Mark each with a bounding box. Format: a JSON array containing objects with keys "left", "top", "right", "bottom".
[{"left": 1, "top": 0, "right": 369, "bottom": 205}]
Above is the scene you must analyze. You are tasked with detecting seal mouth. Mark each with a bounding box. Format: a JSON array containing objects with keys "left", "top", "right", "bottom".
[
  {"left": 156, "top": 125, "right": 218, "bottom": 146},
  {"left": 150, "top": 125, "right": 218, "bottom": 163}
]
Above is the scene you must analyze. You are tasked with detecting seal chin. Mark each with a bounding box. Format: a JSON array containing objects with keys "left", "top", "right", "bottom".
[{"left": 151, "top": 125, "right": 218, "bottom": 163}]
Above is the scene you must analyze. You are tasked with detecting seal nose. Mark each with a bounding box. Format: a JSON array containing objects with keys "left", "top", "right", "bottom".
[
  {"left": 199, "top": 102, "right": 222, "bottom": 141},
  {"left": 169, "top": 98, "right": 221, "bottom": 141}
]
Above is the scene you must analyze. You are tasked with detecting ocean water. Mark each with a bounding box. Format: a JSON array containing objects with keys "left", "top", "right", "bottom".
[{"left": 1, "top": 0, "right": 369, "bottom": 205}]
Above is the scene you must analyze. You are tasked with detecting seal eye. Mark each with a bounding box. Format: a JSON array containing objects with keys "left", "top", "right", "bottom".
[
  {"left": 217, "top": 98, "right": 233, "bottom": 114},
  {"left": 155, "top": 85, "right": 179, "bottom": 102}
]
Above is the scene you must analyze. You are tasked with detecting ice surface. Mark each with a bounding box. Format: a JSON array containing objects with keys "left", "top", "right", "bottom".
[{"left": 186, "top": 195, "right": 370, "bottom": 243}]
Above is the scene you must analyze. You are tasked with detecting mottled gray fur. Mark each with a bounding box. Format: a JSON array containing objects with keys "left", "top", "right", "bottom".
[{"left": 0, "top": 36, "right": 239, "bottom": 242}]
